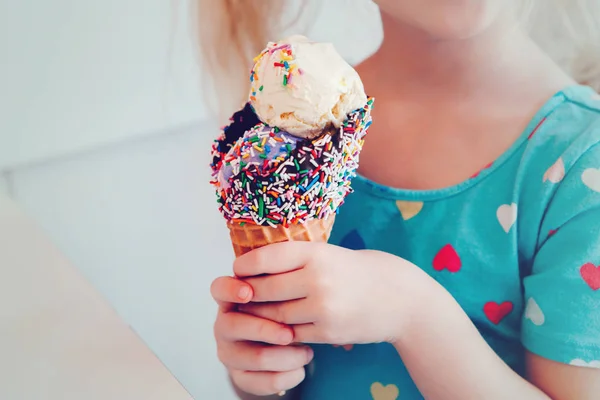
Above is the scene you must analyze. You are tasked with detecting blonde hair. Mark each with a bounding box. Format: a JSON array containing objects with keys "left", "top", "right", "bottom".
[
  {"left": 195, "top": 0, "right": 600, "bottom": 116},
  {"left": 194, "top": 0, "right": 287, "bottom": 118}
]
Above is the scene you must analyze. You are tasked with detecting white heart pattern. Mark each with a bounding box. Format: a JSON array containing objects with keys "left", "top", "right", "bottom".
[
  {"left": 570, "top": 359, "right": 600, "bottom": 369},
  {"left": 543, "top": 157, "right": 565, "bottom": 184},
  {"left": 524, "top": 298, "right": 545, "bottom": 326},
  {"left": 582, "top": 168, "right": 600, "bottom": 193},
  {"left": 497, "top": 203, "right": 518, "bottom": 233}
]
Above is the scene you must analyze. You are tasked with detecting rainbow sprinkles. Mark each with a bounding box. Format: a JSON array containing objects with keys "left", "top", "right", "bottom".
[
  {"left": 250, "top": 42, "right": 303, "bottom": 102},
  {"left": 210, "top": 98, "right": 374, "bottom": 227}
]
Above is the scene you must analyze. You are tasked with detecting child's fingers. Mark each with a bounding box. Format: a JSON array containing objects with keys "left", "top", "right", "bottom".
[
  {"left": 211, "top": 276, "right": 253, "bottom": 306},
  {"left": 229, "top": 368, "right": 306, "bottom": 397},
  {"left": 218, "top": 341, "right": 313, "bottom": 372},
  {"left": 234, "top": 241, "right": 315, "bottom": 278},
  {"left": 215, "top": 311, "right": 294, "bottom": 345},
  {"left": 238, "top": 299, "right": 313, "bottom": 325},
  {"left": 242, "top": 270, "right": 307, "bottom": 302}
]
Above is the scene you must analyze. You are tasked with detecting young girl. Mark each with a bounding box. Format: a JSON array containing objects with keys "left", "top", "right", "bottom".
[{"left": 203, "top": 1, "right": 600, "bottom": 399}]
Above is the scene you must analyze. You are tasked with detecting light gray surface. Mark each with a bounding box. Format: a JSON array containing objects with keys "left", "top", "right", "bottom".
[
  {"left": 10, "top": 123, "right": 237, "bottom": 400},
  {"left": 0, "top": 195, "right": 192, "bottom": 400},
  {"left": 0, "top": 174, "right": 9, "bottom": 197}
]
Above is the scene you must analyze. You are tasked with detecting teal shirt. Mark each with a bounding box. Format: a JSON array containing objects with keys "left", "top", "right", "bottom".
[{"left": 300, "top": 85, "right": 600, "bottom": 400}]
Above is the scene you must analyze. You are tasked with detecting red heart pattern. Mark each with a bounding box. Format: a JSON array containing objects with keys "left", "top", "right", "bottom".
[
  {"left": 484, "top": 301, "right": 513, "bottom": 325},
  {"left": 433, "top": 244, "right": 462, "bottom": 273},
  {"left": 332, "top": 344, "right": 354, "bottom": 351},
  {"left": 580, "top": 263, "right": 600, "bottom": 291}
]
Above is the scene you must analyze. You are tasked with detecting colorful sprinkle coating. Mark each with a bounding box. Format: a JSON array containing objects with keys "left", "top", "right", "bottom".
[{"left": 210, "top": 98, "right": 374, "bottom": 227}]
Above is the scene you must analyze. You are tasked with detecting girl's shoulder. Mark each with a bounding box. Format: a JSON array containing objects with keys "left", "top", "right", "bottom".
[
  {"left": 518, "top": 85, "right": 600, "bottom": 191},
  {"left": 526, "top": 85, "right": 600, "bottom": 158},
  {"left": 516, "top": 87, "right": 600, "bottom": 370},
  {"left": 517, "top": 84, "right": 600, "bottom": 251}
]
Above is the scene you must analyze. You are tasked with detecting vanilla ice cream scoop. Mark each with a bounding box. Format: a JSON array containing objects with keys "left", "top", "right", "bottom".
[{"left": 249, "top": 35, "right": 368, "bottom": 139}]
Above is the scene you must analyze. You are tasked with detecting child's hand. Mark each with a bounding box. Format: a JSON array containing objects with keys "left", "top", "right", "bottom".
[
  {"left": 210, "top": 276, "right": 314, "bottom": 396},
  {"left": 236, "top": 242, "right": 430, "bottom": 346}
]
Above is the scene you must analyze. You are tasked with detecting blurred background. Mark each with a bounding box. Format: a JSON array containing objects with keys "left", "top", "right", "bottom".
[
  {"left": 0, "top": 1, "right": 592, "bottom": 399},
  {"left": 0, "top": 1, "right": 382, "bottom": 399}
]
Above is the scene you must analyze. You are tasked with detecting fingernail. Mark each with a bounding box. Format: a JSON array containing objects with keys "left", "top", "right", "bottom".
[
  {"left": 238, "top": 285, "right": 250, "bottom": 300},
  {"left": 279, "top": 330, "right": 293, "bottom": 344},
  {"left": 306, "top": 347, "right": 314, "bottom": 361}
]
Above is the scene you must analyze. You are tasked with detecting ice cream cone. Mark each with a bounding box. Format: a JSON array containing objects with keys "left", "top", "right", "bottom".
[
  {"left": 228, "top": 217, "right": 335, "bottom": 257},
  {"left": 211, "top": 36, "right": 373, "bottom": 265}
]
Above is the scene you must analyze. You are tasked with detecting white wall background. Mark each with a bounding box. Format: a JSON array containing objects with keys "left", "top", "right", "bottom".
[
  {"left": 0, "top": 0, "right": 207, "bottom": 170},
  {"left": 1, "top": 1, "right": 382, "bottom": 399},
  {"left": 0, "top": 174, "right": 9, "bottom": 197}
]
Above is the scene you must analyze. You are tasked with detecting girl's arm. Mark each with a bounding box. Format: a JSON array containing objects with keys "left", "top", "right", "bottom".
[
  {"left": 527, "top": 352, "right": 600, "bottom": 400},
  {"left": 393, "top": 278, "right": 550, "bottom": 400},
  {"left": 394, "top": 277, "right": 600, "bottom": 400}
]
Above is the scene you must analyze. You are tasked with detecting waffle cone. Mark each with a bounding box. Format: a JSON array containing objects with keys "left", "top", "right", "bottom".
[{"left": 228, "top": 217, "right": 335, "bottom": 257}]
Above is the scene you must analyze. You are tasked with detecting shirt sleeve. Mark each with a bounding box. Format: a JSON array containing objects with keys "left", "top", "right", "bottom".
[{"left": 521, "top": 141, "right": 600, "bottom": 369}]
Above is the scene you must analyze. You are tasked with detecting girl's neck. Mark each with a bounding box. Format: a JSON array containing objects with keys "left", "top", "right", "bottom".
[
  {"left": 360, "top": 11, "right": 552, "bottom": 99},
  {"left": 354, "top": 10, "right": 574, "bottom": 190}
]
